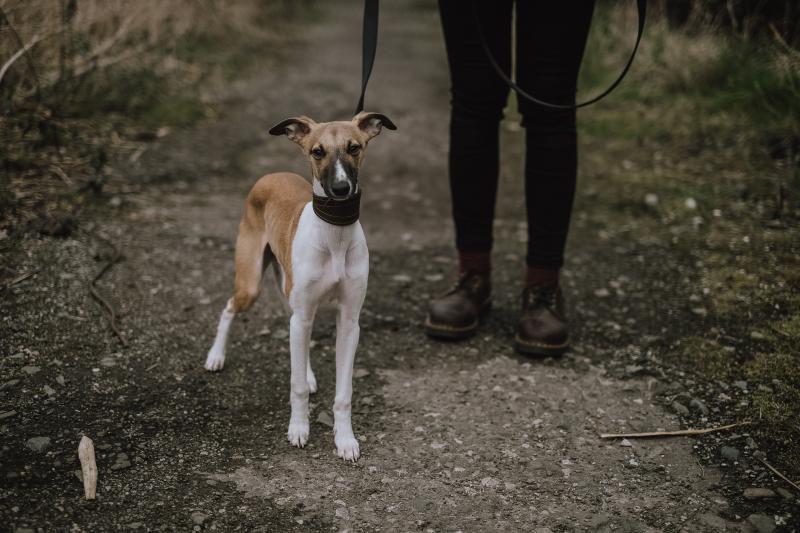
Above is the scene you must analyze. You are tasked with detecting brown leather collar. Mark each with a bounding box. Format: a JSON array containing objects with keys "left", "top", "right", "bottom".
[{"left": 312, "top": 190, "right": 361, "bottom": 226}]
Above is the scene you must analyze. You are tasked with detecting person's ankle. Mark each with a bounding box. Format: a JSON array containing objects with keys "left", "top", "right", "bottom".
[
  {"left": 525, "top": 265, "right": 559, "bottom": 287},
  {"left": 459, "top": 250, "right": 491, "bottom": 277}
]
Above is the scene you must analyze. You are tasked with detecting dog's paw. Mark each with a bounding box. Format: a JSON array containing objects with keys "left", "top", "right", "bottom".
[
  {"left": 335, "top": 434, "right": 360, "bottom": 462},
  {"left": 204, "top": 350, "right": 225, "bottom": 372},
  {"left": 287, "top": 421, "right": 310, "bottom": 448}
]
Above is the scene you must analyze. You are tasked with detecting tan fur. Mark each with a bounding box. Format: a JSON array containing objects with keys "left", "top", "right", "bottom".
[{"left": 232, "top": 172, "right": 311, "bottom": 311}]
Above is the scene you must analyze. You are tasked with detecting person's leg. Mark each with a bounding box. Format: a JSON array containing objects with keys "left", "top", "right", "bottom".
[
  {"left": 516, "top": 1, "right": 595, "bottom": 281},
  {"left": 426, "top": 1, "right": 512, "bottom": 340},
  {"left": 513, "top": 1, "right": 595, "bottom": 355},
  {"left": 439, "top": 0, "right": 513, "bottom": 275}
]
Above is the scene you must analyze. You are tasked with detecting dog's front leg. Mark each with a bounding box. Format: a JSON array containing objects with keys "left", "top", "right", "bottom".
[
  {"left": 287, "top": 307, "right": 315, "bottom": 447},
  {"left": 333, "top": 295, "right": 364, "bottom": 462}
]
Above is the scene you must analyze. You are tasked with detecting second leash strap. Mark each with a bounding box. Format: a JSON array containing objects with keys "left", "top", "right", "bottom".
[{"left": 473, "top": 0, "right": 647, "bottom": 110}]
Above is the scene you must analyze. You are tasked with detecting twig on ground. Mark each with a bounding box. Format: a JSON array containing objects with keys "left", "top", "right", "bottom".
[
  {"left": 2, "top": 270, "right": 37, "bottom": 290},
  {"left": 600, "top": 422, "right": 749, "bottom": 439},
  {"left": 145, "top": 362, "right": 159, "bottom": 371},
  {"left": 88, "top": 232, "right": 128, "bottom": 347},
  {"left": 760, "top": 458, "right": 800, "bottom": 492}
]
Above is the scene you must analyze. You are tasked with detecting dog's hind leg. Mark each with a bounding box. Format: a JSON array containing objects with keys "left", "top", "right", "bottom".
[{"left": 205, "top": 216, "right": 268, "bottom": 372}]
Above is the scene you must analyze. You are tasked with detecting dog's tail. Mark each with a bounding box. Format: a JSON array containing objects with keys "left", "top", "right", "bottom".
[{"left": 231, "top": 203, "right": 270, "bottom": 313}]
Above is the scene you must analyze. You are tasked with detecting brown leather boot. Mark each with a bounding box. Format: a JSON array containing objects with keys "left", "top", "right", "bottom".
[
  {"left": 515, "top": 283, "right": 569, "bottom": 356},
  {"left": 425, "top": 271, "right": 491, "bottom": 340}
]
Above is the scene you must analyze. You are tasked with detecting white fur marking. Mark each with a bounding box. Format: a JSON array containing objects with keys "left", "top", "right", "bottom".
[
  {"left": 334, "top": 159, "right": 348, "bottom": 182},
  {"left": 205, "top": 299, "right": 235, "bottom": 371}
]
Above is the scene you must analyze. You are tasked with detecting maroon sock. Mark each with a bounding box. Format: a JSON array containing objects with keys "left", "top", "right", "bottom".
[
  {"left": 458, "top": 251, "right": 491, "bottom": 276},
  {"left": 525, "top": 266, "right": 559, "bottom": 287}
]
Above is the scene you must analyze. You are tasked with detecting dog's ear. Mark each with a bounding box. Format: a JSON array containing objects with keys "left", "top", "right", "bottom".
[
  {"left": 269, "top": 116, "right": 316, "bottom": 144},
  {"left": 352, "top": 112, "right": 397, "bottom": 139}
]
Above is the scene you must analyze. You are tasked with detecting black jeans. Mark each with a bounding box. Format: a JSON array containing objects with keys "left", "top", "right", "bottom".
[{"left": 439, "top": 0, "right": 595, "bottom": 269}]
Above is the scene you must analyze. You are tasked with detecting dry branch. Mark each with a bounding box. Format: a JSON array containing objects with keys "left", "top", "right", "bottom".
[
  {"left": 78, "top": 435, "right": 97, "bottom": 499},
  {"left": 600, "top": 422, "right": 749, "bottom": 439},
  {"left": 88, "top": 232, "right": 128, "bottom": 347},
  {"left": 760, "top": 458, "right": 800, "bottom": 492}
]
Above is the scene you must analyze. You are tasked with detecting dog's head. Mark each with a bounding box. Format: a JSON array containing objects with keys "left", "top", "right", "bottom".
[{"left": 269, "top": 112, "right": 396, "bottom": 199}]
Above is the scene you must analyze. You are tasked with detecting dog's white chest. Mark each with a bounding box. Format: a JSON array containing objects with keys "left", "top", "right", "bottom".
[{"left": 288, "top": 204, "right": 368, "bottom": 308}]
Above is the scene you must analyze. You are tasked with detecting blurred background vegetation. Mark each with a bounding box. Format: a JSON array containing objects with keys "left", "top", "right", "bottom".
[{"left": 0, "top": 0, "right": 307, "bottom": 235}]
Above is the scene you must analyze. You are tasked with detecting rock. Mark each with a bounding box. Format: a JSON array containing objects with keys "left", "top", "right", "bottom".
[
  {"left": 594, "top": 288, "right": 610, "bottom": 298},
  {"left": 619, "top": 439, "right": 633, "bottom": 447},
  {"left": 26, "top": 436, "right": 51, "bottom": 452},
  {"left": 743, "top": 487, "right": 777, "bottom": 499},
  {"left": 644, "top": 193, "right": 658, "bottom": 206},
  {"left": 776, "top": 488, "right": 794, "bottom": 501},
  {"left": 685, "top": 197, "right": 697, "bottom": 209},
  {"left": 43, "top": 385, "right": 56, "bottom": 396},
  {"left": 391, "top": 273, "right": 412, "bottom": 283},
  {"left": 698, "top": 513, "right": 728, "bottom": 530},
  {"left": 56, "top": 375, "right": 65, "bottom": 385},
  {"left": 747, "top": 513, "right": 776, "bottom": 533},
  {"left": 689, "top": 398, "right": 709, "bottom": 415},
  {"left": 191, "top": 511, "right": 209, "bottom": 525},
  {"left": 671, "top": 401, "right": 689, "bottom": 416},
  {"left": 353, "top": 368, "right": 370, "bottom": 379},
  {"left": 316, "top": 411, "right": 334, "bottom": 427},
  {"left": 720, "top": 446, "right": 740, "bottom": 461},
  {"left": 273, "top": 329, "right": 289, "bottom": 340},
  {"left": 480, "top": 477, "right": 499, "bottom": 488},
  {"left": 100, "top": 356, "right": 117, "bottom": 367},
  {"left": 21, "top": 366, "right": 40, "bottom": 375},
  {"left": 733, "top": 380, "right": 748, "bottom": 391}
]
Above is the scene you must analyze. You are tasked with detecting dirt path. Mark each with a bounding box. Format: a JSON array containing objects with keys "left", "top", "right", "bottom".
[{"left": 1, "top": 1, "right": 783, "bottom": 531}]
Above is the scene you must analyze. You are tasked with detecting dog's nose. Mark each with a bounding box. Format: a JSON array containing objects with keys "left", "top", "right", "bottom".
[{"left": 331, "top": 181, "right": 351, "bottom": 198}]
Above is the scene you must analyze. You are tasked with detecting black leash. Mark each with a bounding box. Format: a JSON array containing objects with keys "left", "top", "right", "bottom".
[
  {"left": 472, "top": 0, "right": 647, "bottom": 110},
  {"left": 355, "top": 0, "right": 379, "bottom": 114},
  {"left": 355, "top": 0, "right": 645, "bottom": 113}
]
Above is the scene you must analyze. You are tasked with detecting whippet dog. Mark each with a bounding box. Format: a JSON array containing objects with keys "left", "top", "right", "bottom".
[{"left": 204, "top": 112, "right": 396, "bottom": 462}]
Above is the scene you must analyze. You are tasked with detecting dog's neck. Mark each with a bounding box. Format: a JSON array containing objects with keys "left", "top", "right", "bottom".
[{"left": 312, "top": 190, "right": 361, "bottom": 226}]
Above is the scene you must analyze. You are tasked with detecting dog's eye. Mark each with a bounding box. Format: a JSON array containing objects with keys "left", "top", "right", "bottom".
[
  {"left": 311, "top": 147, "right": 325, "bottom": 160},
  {"left": 347, "top": 143, "right": 361, "bottom": 155}
]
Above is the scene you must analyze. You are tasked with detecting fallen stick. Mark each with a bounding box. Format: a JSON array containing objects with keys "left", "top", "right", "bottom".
[
  {"left": 760, "top": 458, "right": 800, "bottom": 492},
  {"left": 78, "top": 436, "right": 97, "bottom": 499},
  {"left": 600, "top": 422, "right": 748, "bottom": 439},
  {"left": 88, "top": 232, "right": 128, "bottom": 347},
  {"left": 2, "top": 271, "right": 36, "bottom": 290}
]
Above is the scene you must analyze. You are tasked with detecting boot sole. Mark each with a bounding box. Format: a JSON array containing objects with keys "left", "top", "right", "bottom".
[
  {"left": 424, "top": 302, "right": 491, "bottom": 341},
  {"left": 513, "top": 335, "right": 569, "bottom": 356}
]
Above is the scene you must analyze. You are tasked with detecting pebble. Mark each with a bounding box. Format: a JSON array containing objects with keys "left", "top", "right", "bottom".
[
  {"left": 746, "top": 513, "right": 776, "bottom": 533},
  {"left": 56, "top": 375, "right": 65, "bottom": 385},
  {"left": 391, "top": 273, "right": 412, "bottom": 283},
  {"left": 671, "top": 401, "right": 689, "bottom": 416},
  {"left": 26, "top": 436, "right": 51, "bottom": 452},
  {"left": 43, "top": 385, "right": 56, "bottom": 396},
  {"left": 111, "top": 453, "right": 132, "bottom": 470},
  {"left": 720, "top": 446, "right": 740, "bottom": 461},
  {"left": 100, "top": 356, "right": 117, "bottom": 367},
  {"left": 733, "top": 380, "right": 748, "bottom": 391},
  {"left": 0, "top": 411, "right": 17, "bottom": 420},
  {"left": 619, "top": 439, "right": 633, "bottom": 447},
  {"left": 698, "top": 513, "right": 728, "bottom": 530},
  {"left": 21, "top": 366, "right": 40, "bottom": 375},
  {"left": 353, "top": 368, "right": 370, "bottom": 379},
  {"left": 776, "top": 488, "right": 794, "bottom": 500},
  {"left": 644, "top": 193, "right": 658, "bottom": 206},
  {"left": 689, "top": 398, "right": 708, "bottom": 415},
  {"left": 191, "top": 511, "right": 209, "bottom": 525},
  {"left": 743, "top": 487, "right": 777, "bottom": 499},
  {"left": 273, "top": 329, "right": 289, "bottom": 340},
  {"left": 316, "top": 411, "right": 334, "bottom": 427}
]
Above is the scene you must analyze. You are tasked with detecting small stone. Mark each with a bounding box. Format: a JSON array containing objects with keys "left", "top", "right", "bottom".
[
  {"left": 273, "top": 329, "right": 289, "bottom": 340},
  {"left": 316, "top": 411, "right": 334, "bottom": 427},
  {"left": 733, "top": 380, "right": 748, "bottom": 391},
  {"left": 191, "top": 511, "right": 209, "bottom": 525},
  {"left": 43, "top": 385, "right": 56, "bottom": 396},
  {"left": 619, "top": 439, "right": 633, "bottom": 447},
  {"left": 100, "top": 356, "right": 117, "bottom": 367},
  {"left": 74, "top": 470, "right": 83, "bottom": 482},
  {"left": 594, "top": 288, "right": 610, "bottom": 298},
  {"left": 56, "top": 375, "right": 65, "bottom": 385},
  {"left": 353, "top": 368, "right": 370, "bottom": 379},
  {"left": 0, "top": 411, "right": 17, "bottom": 420},
  {"left": 747, "top": 513, "right": 776, "bottom": 533},
  {"left": 698, "top": 513, "right": 728, "bottom": 530},
  {"left": 480, "top": 477, "right": 499, "bottom": 488},
  {"left": 720, "top": 446, "right": 740, "bottom": 461},
  {"left": 776, "top": 488, "right": 794, "bottom": 501},
  {"left": 671, "top": 401, "right": 689, "bottom": 416},
  {"left": 334, "top": 506, "right": 350, "bottom": 520},
  {"left": 689, "top": 398, "right": 709, "bottom": 415},
  {"left": 21, "top": 366, "right": 40, "bottom": 375},
  {"left": 26, "top": 436, "right": 51, "bottom": 452},
  {"left": 684, "top": 197, "right": 697, "bottom": 209},
  {"left": 743, "top": 487, "right": 777, "bottom": 499},
  {"left": 391, "top": 273, "right": 412, "bottom": 283},
  {"left": 644, "top": 193, "right": 658, "bottom": 206}
]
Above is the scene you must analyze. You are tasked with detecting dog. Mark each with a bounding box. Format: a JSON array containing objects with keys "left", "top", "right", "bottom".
[{"left": 204, "top": 111, "right": 396, "bottom": 462}]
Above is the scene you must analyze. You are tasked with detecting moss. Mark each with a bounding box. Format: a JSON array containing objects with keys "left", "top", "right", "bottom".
[{"left": 669, "top": 337, "right": 738, "bottom": 381}]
